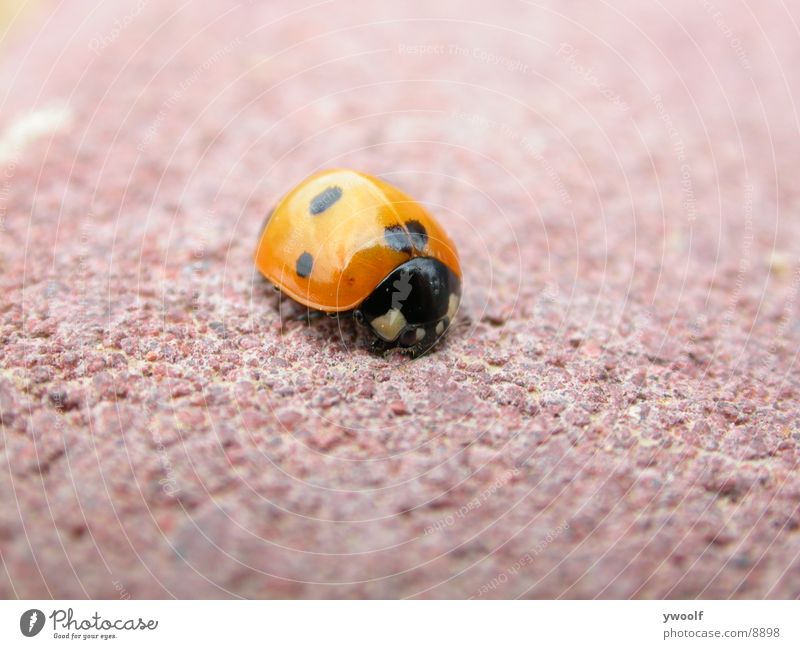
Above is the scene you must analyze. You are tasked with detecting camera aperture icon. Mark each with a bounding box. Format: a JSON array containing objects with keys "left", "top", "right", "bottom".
[{"left": 20, "top": 609, "right": 45, "bottom": 637}]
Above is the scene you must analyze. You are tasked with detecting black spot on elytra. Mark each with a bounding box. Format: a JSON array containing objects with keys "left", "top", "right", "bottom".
[
  {"left": 384, "top": 225, "right": 412, "bottom": 254},
  {"left": 384, "top": 221, "right": 428, "bottom": 254},
  {"left": 309, "top": 186, "right": 342, "bottom": 215},
  {"left": 406, "top": 220, "right": 428, "bottom": 249},
  {"left": 296, "top": 252, "right": 313, "bottom": 277}
]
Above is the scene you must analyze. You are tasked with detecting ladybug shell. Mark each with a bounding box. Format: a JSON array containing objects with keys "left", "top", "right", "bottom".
[{"left": 255, "top": 169, "right": 461, "bottom": 312}]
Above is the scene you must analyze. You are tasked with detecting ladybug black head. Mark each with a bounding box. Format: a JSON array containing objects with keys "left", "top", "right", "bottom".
[{"left": 355, "top": 257, "right": 461, "bottom": 353}]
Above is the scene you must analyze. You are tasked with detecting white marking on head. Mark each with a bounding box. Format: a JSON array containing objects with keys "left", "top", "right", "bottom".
[
  {"left": 447, "top": 293, "right": 460, "bottom": 321},
  {"left": 435, "top": 321, "right": 444, "bottom": 335},
  {"left": 370, "top": 308, "right": 407, "bottom": 341},
  {"left": 415, "top": 327, "right": 425, "bottom": 341}
]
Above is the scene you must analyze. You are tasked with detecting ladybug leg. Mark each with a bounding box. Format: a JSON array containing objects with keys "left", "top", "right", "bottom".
[
  {"left": 292, "top": 309, "right": 325, "bottom": 323},
  {"left": 369, "top": 336, "right": 392, "bottom": 355},
  {"left": 402, "top": 341, "right": 432, "bottom": 359}
]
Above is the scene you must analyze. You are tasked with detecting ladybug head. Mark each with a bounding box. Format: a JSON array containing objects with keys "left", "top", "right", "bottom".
[{"left": 355, "top": 257, "right": 461, "bottom": 353}]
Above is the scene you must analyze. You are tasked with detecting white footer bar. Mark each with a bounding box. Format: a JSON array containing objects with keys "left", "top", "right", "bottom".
[{"left": 1, "top": 600, "right": 798, "bottom": 648}]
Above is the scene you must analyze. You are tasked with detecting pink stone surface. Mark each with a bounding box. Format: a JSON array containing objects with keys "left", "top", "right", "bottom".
[{"left": 1, "top": 0, "right": 799, "bottom": 598}]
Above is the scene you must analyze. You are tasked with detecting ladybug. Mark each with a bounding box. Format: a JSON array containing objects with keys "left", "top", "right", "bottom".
[{"left": 255, "top": 169, "right": 461, "bottom": 354}]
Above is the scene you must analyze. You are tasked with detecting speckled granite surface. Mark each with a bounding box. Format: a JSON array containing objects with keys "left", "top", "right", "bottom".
[{"left": 1, "top": 0, "right": 799, "bottom": 598}]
